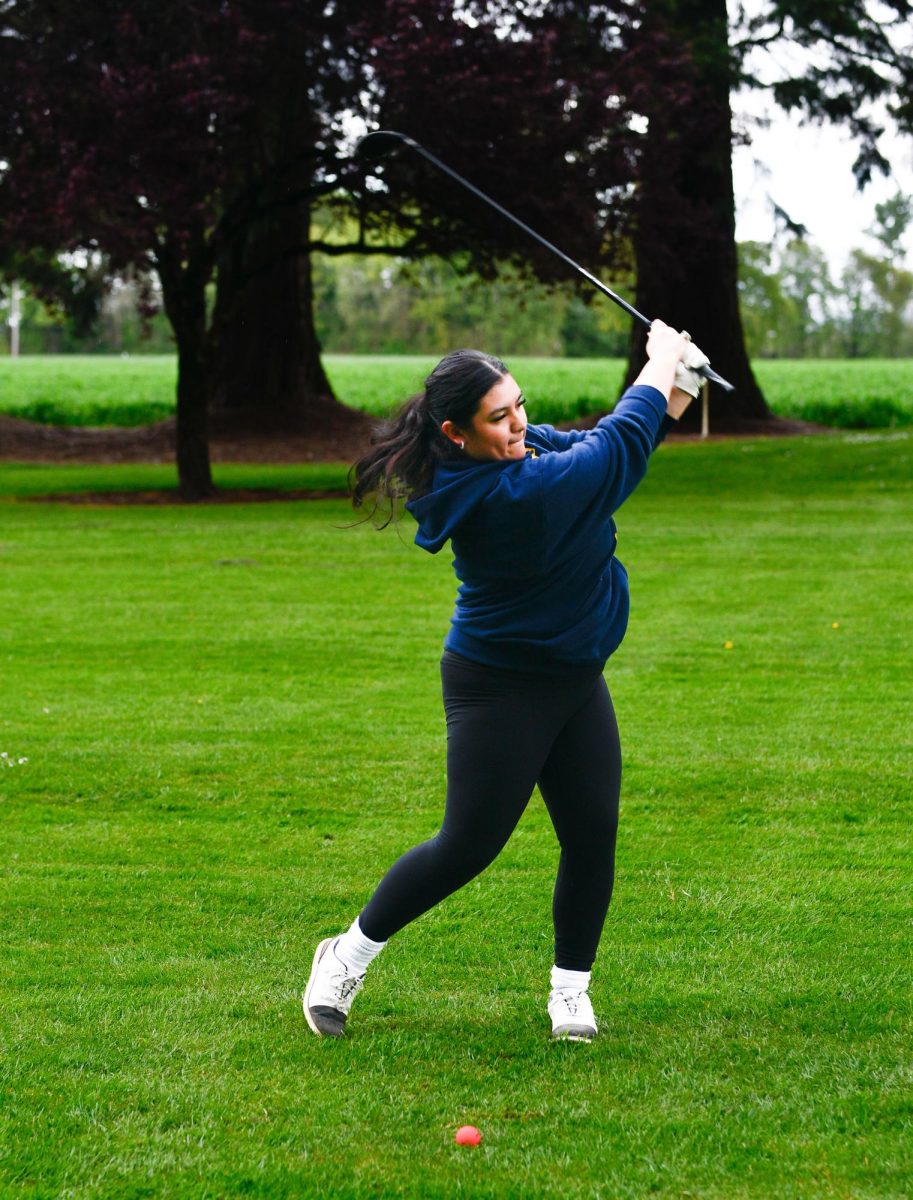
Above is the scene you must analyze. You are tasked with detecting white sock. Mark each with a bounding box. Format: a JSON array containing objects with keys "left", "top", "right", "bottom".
[
  {"left": 551, "top": 965, "right": 591, "bottom": 993},
  {"left": 334, "top": 917, "right": 387, "bottom": 975}
]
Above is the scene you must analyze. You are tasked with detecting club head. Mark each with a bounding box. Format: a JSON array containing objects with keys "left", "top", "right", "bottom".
[
  {"left": 699, "top": 364, "right": 736, "bottom": 393},
  {"left": 354, "top": 130, "right": 414, "bottom": 163}
]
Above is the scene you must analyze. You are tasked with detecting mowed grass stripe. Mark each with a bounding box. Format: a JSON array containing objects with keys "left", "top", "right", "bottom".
[
  {"left": 0, "top": 432, "right": 910, "bottom": 1198},
  {"left": 1, "top": 354, "right": 912, "bottom": 429}
]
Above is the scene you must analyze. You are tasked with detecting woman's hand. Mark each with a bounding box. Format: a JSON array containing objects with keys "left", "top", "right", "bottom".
[
  {"left": 646, "top": 320, "right": 689, "bottom": 368},
  {"left": 633, "top": 320, "right": 694, "bottom": 415}
]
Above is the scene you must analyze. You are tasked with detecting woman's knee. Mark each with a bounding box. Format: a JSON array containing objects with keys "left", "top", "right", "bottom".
[
  {"left": 563, "top": 810, "right": 618, "bottom": 857},
  {"left": 433, "top": 826, "right": 506, "bottom": 880}
]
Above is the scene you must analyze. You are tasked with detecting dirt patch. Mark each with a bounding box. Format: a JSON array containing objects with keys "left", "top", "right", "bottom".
[
  {"left": 0, "top": 403, "right": 828, "bottom": 469},
  {"left": 0, "top": 404, "right": 376, "bottom": 465},
  {"left": 1, "top": 405, "right": 830, "bottom": 505}
]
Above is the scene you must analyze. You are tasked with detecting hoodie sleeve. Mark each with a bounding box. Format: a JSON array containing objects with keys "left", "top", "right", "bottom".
[
  {"left": 526, "top": 423, "right": 591, "bottom": 452},
  {"left": 654, "top": 413, "right": 678, "bottom": 448},
  {"left": 533, "top": 384, "right": 667, "bottom": 543},
  {"left": 532, "top": 405, "right": 676, "bottom": 455}
]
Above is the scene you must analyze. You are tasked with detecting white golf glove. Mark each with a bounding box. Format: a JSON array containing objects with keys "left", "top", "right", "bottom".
[{"left": 673, "top": 332, "right": 710, "bottom": 397}]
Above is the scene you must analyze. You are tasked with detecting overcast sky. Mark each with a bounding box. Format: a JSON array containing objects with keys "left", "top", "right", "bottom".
[
  {"left": 729, "top": 1, "right": 913, "bottom": 273},
  {"left": 731, "top": 100, "right": 913, "bottom": 274}
]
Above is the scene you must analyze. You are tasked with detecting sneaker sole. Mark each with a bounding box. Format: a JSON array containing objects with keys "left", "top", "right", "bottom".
[
  {"left": 303, "top": 937, "right": 336, "bottom": 1037},
  {"left": 551, "top": 1023, "right": 597, "bottom": 1042}
]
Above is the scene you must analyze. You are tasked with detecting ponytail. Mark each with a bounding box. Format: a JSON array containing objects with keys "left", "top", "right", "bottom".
[
  {"left": 349, "top": 349, "right": 508, "bottom": 527},
  {"left": 349, "top": 390, "right": 451, "bottom": 526}
]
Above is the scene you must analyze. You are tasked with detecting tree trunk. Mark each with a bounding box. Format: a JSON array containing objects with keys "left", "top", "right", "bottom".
[
  {"left": 174, "top": 335, "right": 214, "bottom": 500},
  {"left": 624, "top": 0, "right": 770, "bottom": 431},
  {"left": 207, "top": 194, "right": 353, "bottom": 434},
  {"left": 156, "top": 237, "right": 215, "bottom": 501}
]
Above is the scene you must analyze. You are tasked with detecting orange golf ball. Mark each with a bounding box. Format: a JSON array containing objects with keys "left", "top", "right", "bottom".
[{"left": 455, "top": 1125, "right": 482, "bottom": 1146}]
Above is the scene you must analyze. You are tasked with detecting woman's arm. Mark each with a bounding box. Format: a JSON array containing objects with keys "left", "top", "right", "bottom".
[{"left": 665, "top": 386, "right": 695, "bottom": 420}]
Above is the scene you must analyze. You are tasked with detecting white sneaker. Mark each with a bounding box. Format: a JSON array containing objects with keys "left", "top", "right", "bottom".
[
  {"left": 548, "top": 987, "right": 597, "bottom": 1042},
  {"left": 303, "top": 937, "right": 365, "bottom": 1038}
]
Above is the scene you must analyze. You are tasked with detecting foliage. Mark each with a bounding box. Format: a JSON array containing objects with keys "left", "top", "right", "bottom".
[
  {"left": 842, "top": 248, "right": 913, "bottom": 359},
  {"left": 0, "top": 250, "right": 109, "bottom": 340},
  {"left": 599, "top": 0, "right": 913, "bottom": 419},
  {"left": 0, "top": 0, "right": 678, "bottom": 485},
  {"left": 0, "top": 0, "right": 405, "bottom": 493},
  {"left": 8, "top": 213, "right": 913, "bottom": 364},
  {"left": 0, "top": 276, "right": 176, "bottom": 355},
  {"left": 560, "top": 297, "right": 631, "bottom": 358},
  {"left": 738, "top": 241, "right": 840, "bottom": 359},
  {"left": 311, "top": 249, "right": 632, "bottom": 358},
  {"left": 737, "top": 194, "right": 913, "bottom": 361},
  {"left": 1, "top": 434, "right": 911, "bottom": 1196},
  {"left": 3, "top": 355, "right": 913, "bottom": 432},
  {"left": 739, "top": 2, "right": 913, "bottom": 184},
  {"left": 351, "top": 1, "right": 645, "bottom": 283},
  {"left": 2, "top": 6, "right": 910, "bottom": 414}
]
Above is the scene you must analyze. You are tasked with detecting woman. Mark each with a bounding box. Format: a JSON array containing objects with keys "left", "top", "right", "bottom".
[{"left": 304, "top": 320, "right": 708, "bottom": 1041}]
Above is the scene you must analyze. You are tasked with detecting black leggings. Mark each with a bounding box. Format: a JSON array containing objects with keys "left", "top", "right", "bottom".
[{"left": 358, "top": 651, "right": 622, "bottom": 971}]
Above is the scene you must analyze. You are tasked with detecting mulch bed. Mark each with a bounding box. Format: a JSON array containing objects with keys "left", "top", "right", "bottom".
[
  {"left": 0, "top": 406, "right": 376, "bottom": 465},
  {"left": 1, "top": 408, "right": 826, "bottom": 505}
]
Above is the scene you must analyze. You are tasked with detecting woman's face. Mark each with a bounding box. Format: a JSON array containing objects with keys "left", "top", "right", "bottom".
[{"left": 443, "top": 374, "right": 528, "bottom": 462}]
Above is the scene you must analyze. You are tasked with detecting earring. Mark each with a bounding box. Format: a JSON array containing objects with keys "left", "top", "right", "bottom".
[{"left": 458, "top": 440, "right": 465, "bottom": 450}]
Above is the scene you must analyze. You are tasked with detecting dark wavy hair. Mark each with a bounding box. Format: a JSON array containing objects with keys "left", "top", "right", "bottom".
[{"left": 349, "top": 348, "right": 508, "bottom": 525}]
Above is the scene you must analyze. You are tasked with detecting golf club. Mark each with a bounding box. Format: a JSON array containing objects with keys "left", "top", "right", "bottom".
[{"left": 355, "top": 129, "right": 735, "bottom": 393}]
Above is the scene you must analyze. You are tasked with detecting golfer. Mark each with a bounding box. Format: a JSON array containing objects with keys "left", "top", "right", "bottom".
[{"left": 304, "top": 320, "right": 708, "bottom": 1041}]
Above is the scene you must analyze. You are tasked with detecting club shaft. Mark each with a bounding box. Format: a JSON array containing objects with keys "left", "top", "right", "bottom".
[
  {"left": 405, "top": 140, "right": 650, "bottom": 329},
  {"left": 365, "top": 132, "right": 735, "bottom": 392}
]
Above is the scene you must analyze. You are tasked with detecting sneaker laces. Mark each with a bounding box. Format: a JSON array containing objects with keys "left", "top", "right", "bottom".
[
  {"left": 337, "top": 974, "right": 362, "bottom": 1004},
  {"left": 552, "top": 988, "right": 585, "bottom": 1016},
  {"left": 548, "top": 987, "right": 596, "bottom": 1029},
  {"left": 314, "top": 942, "right": 365, "bottom": 1013}
]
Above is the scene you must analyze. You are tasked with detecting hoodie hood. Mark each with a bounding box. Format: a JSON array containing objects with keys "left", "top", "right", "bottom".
[{"left": 407, "top": 458, "right": 509, "bottom": 554}]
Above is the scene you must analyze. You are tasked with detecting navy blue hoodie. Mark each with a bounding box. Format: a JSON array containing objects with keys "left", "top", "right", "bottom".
[{"left": 406, "top": 383, "right": 672, "bottom": 675}]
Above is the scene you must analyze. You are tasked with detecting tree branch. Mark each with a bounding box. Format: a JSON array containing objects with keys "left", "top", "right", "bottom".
[{"left": 310, "top": 240, "right": 415, "bottom": 256}]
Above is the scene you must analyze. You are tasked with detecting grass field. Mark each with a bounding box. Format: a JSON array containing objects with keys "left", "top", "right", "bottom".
[
  {"left": 1, "top": 431, "right": 911, "bottom": 1198},
  {"left": 1, "top": 353, "right": 912, "bottom": 429}
]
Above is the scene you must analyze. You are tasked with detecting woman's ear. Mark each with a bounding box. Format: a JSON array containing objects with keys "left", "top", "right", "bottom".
[{"left": 440, "top": 419, "right": 465, "bottom": 448}]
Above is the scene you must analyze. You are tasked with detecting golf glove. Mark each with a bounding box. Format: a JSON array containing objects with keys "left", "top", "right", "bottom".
[{"left": 673, "top": 332, "right": 710, "bottom": 397}]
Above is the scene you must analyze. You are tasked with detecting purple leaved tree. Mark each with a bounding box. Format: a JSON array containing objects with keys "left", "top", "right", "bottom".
[{"left": 0, "top": 1, "right": 390, "bottom": 498}]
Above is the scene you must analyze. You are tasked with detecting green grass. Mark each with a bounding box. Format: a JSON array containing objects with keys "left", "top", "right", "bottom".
[
  {"left": 749, "top": 359, "right": 913, "bottom": 429},
  {"left": 0, "top": 355, "right": 179, "bottom": 426},
  {"left": 0, "top": 461, "right": 349, "bottom": 500},
  {"left": 321, "top": 355, "right": 632, "bottom": 424},
  {"left": 2, "top": 354, "right": 912, "bottom": 429},
  {"left": 1, "top": 431, "right": 911, "bottom": 1198}
]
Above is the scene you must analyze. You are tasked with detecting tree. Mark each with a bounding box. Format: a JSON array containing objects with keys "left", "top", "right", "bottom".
[
  {"left": 612, "top": 0, "right": 768, "bottom": 427},
  {"left": 336, "top": 0, "right": 912, "bottom": 426},
  {"left": 0, "top": 0, "right": 648, "bottom": 484},
  {"left": 746, "top": 1, "right": 912, "bottom": 185},
  {"left": 737, "top": 241, "right": 791, "bottom": 359},
  {"left": 776, "top": 240, "right": 839, "bottom": 358},
  {"left": 202, "top": 2, "right": 380, "bottom": 436},
  {"left": 607, "top": 0, "right": 911, "bottom": 426},
  {"left": 206, "top": 0, "right": 651, "bottom": 428},
  {"left": 0, "top": 248, "right": 110, "bottom": 351},
  {"left": 842, "top": 193, "right": 913, "bottom": 357},
  {"left": 0, "top": 0, "right": 393, "bottom": 497}
]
